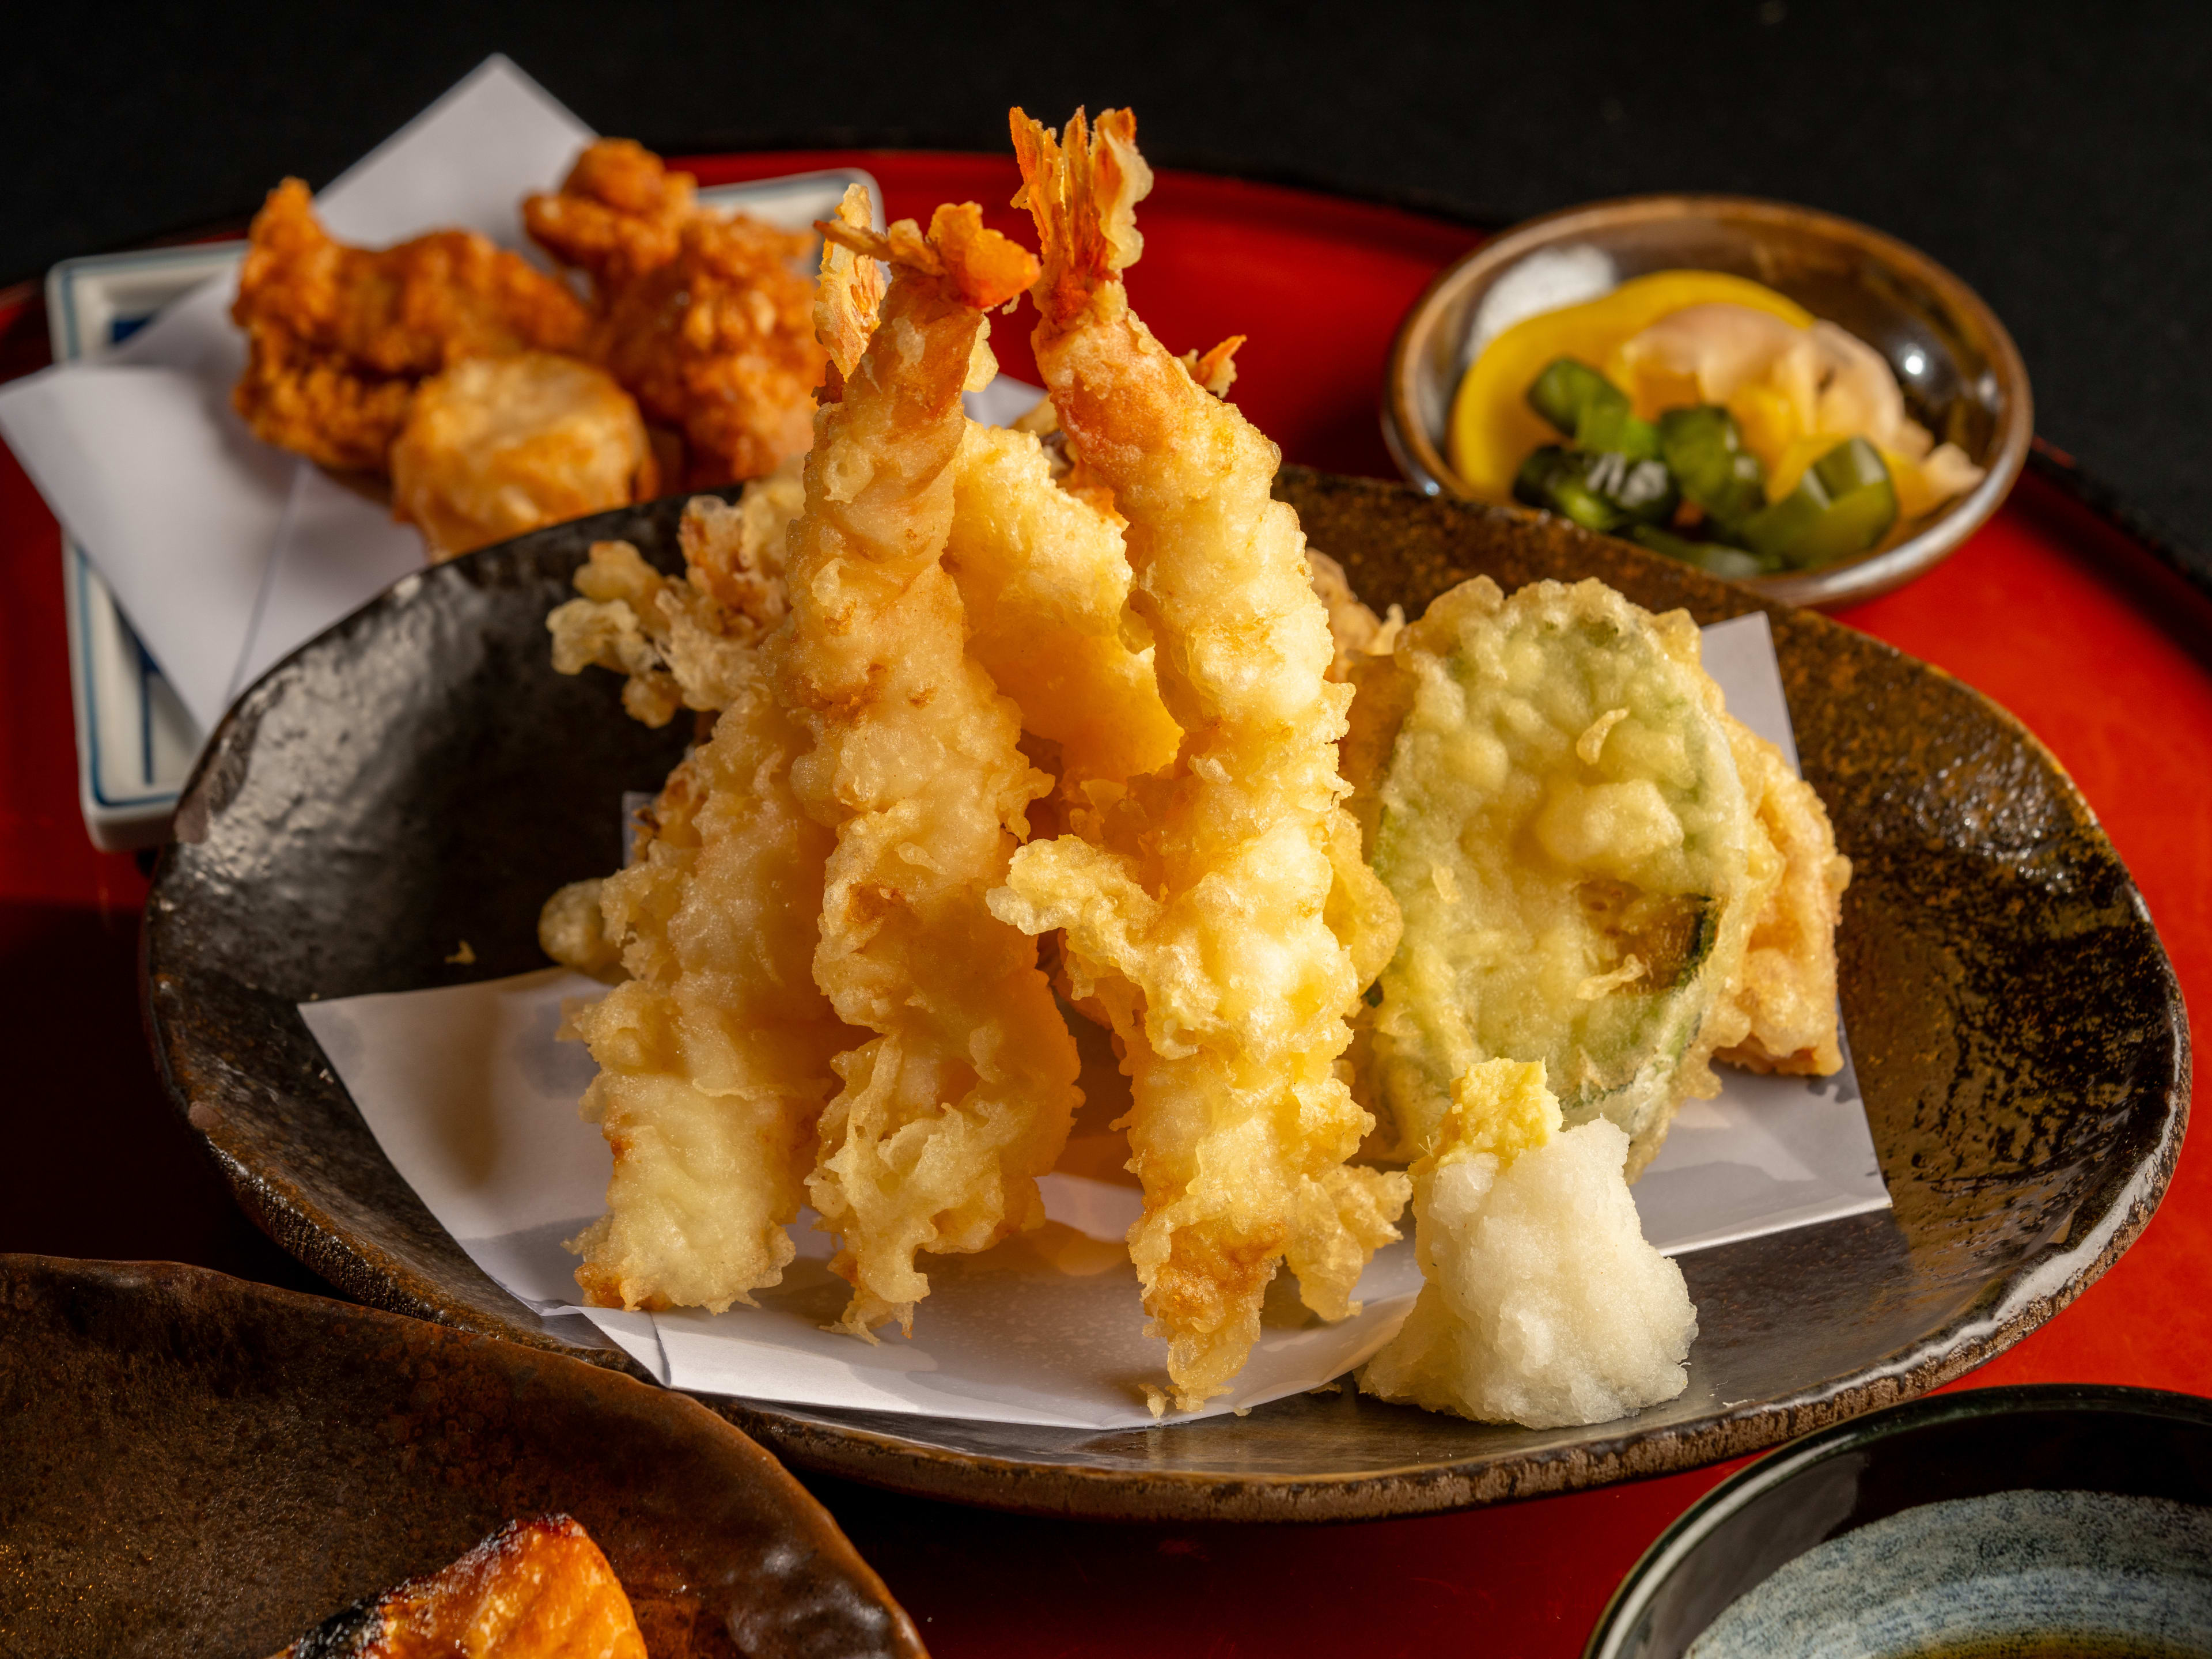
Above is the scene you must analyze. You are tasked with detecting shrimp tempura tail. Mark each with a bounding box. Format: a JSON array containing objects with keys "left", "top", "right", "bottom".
[
  {"left": 778, "top": 193, "right": 1083, "bottom": 1335},
  {"left": 992, "top": 109, "right": 1407, "bottom": 1408}
]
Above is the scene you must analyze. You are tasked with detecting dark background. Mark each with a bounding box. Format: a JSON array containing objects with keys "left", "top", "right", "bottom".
[{"left": 6, "top": 1, "right": 2208, "bottom": 558}]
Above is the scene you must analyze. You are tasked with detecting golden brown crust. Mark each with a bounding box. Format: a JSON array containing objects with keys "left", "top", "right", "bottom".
[
  {"left": 527, "top": 142, "right": 828, "bottom": 490},
  {"left": 390, "top": 352, "right": 656, "bottom": 558},
  {"left": 589, "top": 212, "right": 825, "bottom": 488},
  {"left": 230, "top": 179, "right": 591, "bottom": 472},
  {"left": 524, "top": 138, "right": 701, "bottom": 300}
]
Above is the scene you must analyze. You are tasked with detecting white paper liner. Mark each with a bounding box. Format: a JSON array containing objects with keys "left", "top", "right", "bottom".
[{"left": 296, "top": 614, "right": 1889, "bottom": 1429}]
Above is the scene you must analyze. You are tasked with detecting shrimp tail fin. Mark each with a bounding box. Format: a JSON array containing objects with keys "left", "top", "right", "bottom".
[
  {"left": 926, "top": 203, "right": 1041, "bottom": 311},
  {"left": 813, "top": 183, "right": 885, "bottom": 381},
  {"left": 1010, "top": 106, "right": 1153, "bottom": 323},
  {"left": 820, "top": 200, "right": 1037, "bottom": 314}
]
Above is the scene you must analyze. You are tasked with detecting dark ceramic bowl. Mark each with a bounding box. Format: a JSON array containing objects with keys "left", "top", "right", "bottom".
[
  {"left": 1382, "top": 194, "right": 2034, "bottom": 608},
  {"left": 0, "top": 1255, "right": 922, "bottom": 1659},
  {"left": 1586, "top": 1384, "right": 2212, "bottom": 1659},
  {"left": 144, "top": 471, "right": 2186, "bottom": 1523}
]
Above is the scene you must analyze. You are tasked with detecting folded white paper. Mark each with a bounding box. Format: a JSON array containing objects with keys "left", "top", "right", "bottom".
[
  {"left": 0, "top": 57, "right": 590, "bottom": 733},
  {"left": 297, "top": 613, "right": 1889, "bottom": 1430}
]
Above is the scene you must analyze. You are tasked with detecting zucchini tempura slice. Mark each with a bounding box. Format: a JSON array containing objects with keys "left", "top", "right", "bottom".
[
  {"left": 778, "top": 195, "right": 1082, "bottom": 1336},
  {"left": 1351, "top": 577, "right": 1762, "bottom": 1175}
]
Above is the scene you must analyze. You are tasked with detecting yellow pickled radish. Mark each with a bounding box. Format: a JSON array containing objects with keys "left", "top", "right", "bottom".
[{"left": 1448, "top": 270, "right": 1813, "bottom": 501}]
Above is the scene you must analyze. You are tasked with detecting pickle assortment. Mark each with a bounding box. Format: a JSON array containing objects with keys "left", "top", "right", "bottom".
[{"left": 1513, "top": 355, "right": 1899, "bottom": 578}]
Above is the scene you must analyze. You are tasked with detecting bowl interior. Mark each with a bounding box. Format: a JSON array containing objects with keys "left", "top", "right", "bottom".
[
  {"left": 1592, "top": 1386, "right": 2212, "bottom": 1659},
  {"left": 1388, "top": 196, "right": 2032, "bottom": 604},
  {"left": 0, "top": 1256, "right": 921, "bottom": 1659}
]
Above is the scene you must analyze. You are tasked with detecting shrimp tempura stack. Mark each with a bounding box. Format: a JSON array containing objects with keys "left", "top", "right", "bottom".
[
  {"left": 945, "top": 419, "right": 1184, "bottom": 815},
  {"left": 775, "top": 199, "right": 1085, "bottom": 1335},
  {"left": 559, "top": 560, "right": 853, "bottom": 1313},
  {"left": 991, "top": 108, "right": 1410, "bottom": 1410}
]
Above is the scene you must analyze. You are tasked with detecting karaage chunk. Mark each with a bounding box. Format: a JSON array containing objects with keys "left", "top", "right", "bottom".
[
  {"left": 524, "top": 138, "right": 700, "bottom": 299},
  {"left": 230, "top": 178, "right": 589, "bottom": 471},
  {"left": 391, "top": 351, "right": 656, "bottom": 559}
]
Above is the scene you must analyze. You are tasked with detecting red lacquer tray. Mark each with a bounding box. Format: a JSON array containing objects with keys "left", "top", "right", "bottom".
[{"left": 2, "top": 151, "right": 2206, "bottom": 1658}]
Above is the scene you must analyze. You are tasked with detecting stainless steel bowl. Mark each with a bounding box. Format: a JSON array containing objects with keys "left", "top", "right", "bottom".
[{"left": 1382, "top": 194, "right": 2033, "bottom": 607}]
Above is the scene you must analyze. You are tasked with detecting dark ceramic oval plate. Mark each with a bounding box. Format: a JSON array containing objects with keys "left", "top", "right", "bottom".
[
  {"left": 0, "top": 1254, "right": 923, "bottom": 1659},
  {"left": 145, "top": 470, "right": 2187, "bottom": 1524}
]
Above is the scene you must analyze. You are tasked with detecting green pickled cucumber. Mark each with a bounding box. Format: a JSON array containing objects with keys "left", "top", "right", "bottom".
[
  {"left": 1349, "top": 577, "right": 1760, "bottom": 1173},
  {"left": 1740, "top": 437, "right": 1898, "bottom": 569}
]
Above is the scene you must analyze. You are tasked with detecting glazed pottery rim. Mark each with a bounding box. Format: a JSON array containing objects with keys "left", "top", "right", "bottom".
[
  {"left": 0, "top": 1251, "right": 926, "bottom": 1658},
  {"left": 1581, "top": 1382, "right": 2212, "bottom": 1659},
  {"left": 1381, "top": 190, "right": 2035, "bottom": 608},
  {"left": 143, "top": 469, "right": 2186, "bottom": 1525}
]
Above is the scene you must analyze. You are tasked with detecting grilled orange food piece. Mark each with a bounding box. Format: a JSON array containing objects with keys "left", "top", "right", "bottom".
[{"left": 268, "top": 1515, "right": 646, "bottom": 1658}]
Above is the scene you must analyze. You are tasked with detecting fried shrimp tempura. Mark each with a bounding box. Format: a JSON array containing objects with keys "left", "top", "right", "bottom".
[
  {"left": 391, "top": 351, "right": 657, "bottom": 559},
  {"left": 774, "top": 194, "right": 1082, "bottom": 1335},
  {"left": 560, "top": 650, "right": 857, "bottom": 1313},
  {"left": 230, "top": 179, "right": 590, "bottom": 471},
  {"left": 946, "top": 419, "right": 1181, "bottom": 802},
  {"left": 543, "top": 457, "right": 843, "bottom": 1312},
  {"left": 546, "top": 461, "right": 802, "bottom": 725},
  {"left": 992, "top": 108, "right": 1408, "bottom": 1410}
]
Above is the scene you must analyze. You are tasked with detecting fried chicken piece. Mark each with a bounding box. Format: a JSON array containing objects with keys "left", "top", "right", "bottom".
[
  {"left": 230, "top": 178, "right": 590, "bottom": 471},
  {"left": 991, "top": 108, "right": 1407, "bottom": 1411},
  {"left": 391, "top": 352, "right": 657, "bottom": 559},
  {"left": 527, "top": 141, "right": 826, "bottom": 490},
  {"left": 524, "top": 138, "right": 700, "bottom": 300},
  {"left": 772, "top": 193, "right": 1081, "bottom": 1336},
  {"left": 267, "top": 1516, "right": 645, "bottom": 1659},
  {"left": 592, "top": 213, "right": 825, "bottom": 488},
  {"left": 1707, "top": 722, "right": 1853, "bottom": 1075}
]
